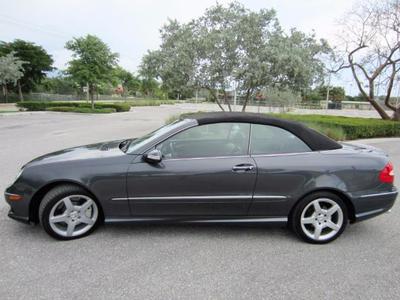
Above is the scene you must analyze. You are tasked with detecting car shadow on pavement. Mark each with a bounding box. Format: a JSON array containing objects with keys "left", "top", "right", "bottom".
[
  {"left": 99, "top": 223, "right": 317, "bottom": 244},
  {"left": 4, "top": 217, "right": 375, "bottom": 244},
  {"left": 100, "top": 221, "right": 376, "bottom": 243}
]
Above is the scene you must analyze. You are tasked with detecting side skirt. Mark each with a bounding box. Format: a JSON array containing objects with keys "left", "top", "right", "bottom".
[{"left": 104, "top": 216, "right": 288, "bottom": 225}]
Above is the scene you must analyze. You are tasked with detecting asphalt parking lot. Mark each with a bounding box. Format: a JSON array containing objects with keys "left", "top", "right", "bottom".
[{"left": 0, "top": 107, "right": 399, "bottom": 299}]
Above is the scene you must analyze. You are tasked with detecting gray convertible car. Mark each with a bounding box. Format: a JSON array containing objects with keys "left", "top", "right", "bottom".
[{"left": 5, "top": 112, "right": 397, "bottom": 243}]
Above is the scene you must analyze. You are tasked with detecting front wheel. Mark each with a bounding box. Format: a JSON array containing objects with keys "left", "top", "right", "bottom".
[
  {"left": 291, "top": 192, "right": 348, "bottom": 244},
  {"left": 39, "top": 185, "right": 101, "bottom": 240}
]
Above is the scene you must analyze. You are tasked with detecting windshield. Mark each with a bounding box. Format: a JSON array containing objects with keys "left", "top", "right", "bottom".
[{"left": 127, "top": 119, "right": 192, "bottom": 154}]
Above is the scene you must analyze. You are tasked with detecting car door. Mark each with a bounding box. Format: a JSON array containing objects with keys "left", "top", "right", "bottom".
[
  {"left": 248, "top": 123, "right": 316, "bottom": 217},
  {"left": 126, "top": 122, "right": 257, "bottom": 216}
]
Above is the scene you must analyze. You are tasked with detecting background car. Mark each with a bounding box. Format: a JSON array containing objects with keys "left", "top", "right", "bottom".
[{"left": 5, "top": 112, "right": 397, "bottom": 243}]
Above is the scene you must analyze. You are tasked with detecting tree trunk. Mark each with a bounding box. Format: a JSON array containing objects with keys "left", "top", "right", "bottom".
[
  {"left": 208, "top": 89, "right": 225, "bottom": 111},
  {"left": 3, "top": 84, "right": 8, "bottom": 103},
  {"left": 215, "top": 97, "right": 225, "bottom": 111},
  {"left": 223, "top": 90, "right": 232, "bottom": 112},
  {"left": 348, "top": 52, "right": 392, "bottom": 120},
  {"left": 89, "top": 84, "right": 95, "bottom": 109},
  {"left": 241, "top": 88, "right": 252, "bottom": 112},
  {"left": 393, "top": 107, "right": 400, "bottom": 121},
  {"left": 17, "top": 80, "right": 24, "bottom": 102},
  {"left": 368, "top": 98, "right": 391, "bottom": 120}
]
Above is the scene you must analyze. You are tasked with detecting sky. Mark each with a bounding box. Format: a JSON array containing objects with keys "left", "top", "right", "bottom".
[{"left": 0, "top": 0, "right": 359, "bottom": 94}]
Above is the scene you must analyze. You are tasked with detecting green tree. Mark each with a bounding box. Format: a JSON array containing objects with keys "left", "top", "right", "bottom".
[
  {"left": 140, "top": 2, "right": 330, "bottom": 111},
  {"left": 65, "top": 35, "right": 118, "bottom": 107},
  {"left": 268, "top": 30, "right": 330, "bottom": 93},
  {"left": 112, "top": 66, "right": 141, "bottom": 96},
  {"left": 35, "top": 75, "right": 77, "bottom": 95},
  {"left": 0, "top": 52, "right": 25, "bottom": 102},
  {"left": 139, "top": 50, "right": 165, "bottom": 98},
  {"left": 140, "top": 78, "right": 160, "bottom": 97},
  {"left": 140, "top": 20, "right": 196, "bottom": 100},
  {"left": 302, "top": 89, "right": 322, "bottom": 101},
  {"left": 318, "top": 86, "right": 345, "bottom": 102},
  {"left": 0, "top": 40, "right": 53, "bottom": 96},
  {"left": 233, "top": 6, "right": 281, "bottom": 111},
  {"left": 194, "top": 2, "right": 249, "bottom": 110}
]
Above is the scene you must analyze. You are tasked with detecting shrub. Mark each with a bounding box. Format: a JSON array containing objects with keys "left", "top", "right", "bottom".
[
  {"left": 305, "top": 123, "right": 346, "bottom": 141},
  {"left": 17, "top": 101, "right": 51, "bottom": 111},
  {"left": 96, "top": 103, "right": 130, "bottom": 112},
  {"left": 46, "top": 106, "right": 116, "bottom": 113},
  {"left": 273, "top": 114, "right": 400, "bottom": 140},
  {"left": 17, "top": 101, "right": 130, "bottom": 113},
  {"left": 127, "top": 99, "right": 177, "bottom": 107}
]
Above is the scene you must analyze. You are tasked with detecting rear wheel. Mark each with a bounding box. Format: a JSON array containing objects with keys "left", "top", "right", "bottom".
[
  {"left": 291, "top": 192, "right": 348, "bottom": 244},
  {"left": 39, "top": 185, "right": 100, "bottom": 240}
]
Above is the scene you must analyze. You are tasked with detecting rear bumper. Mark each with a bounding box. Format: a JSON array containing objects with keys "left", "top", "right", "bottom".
[{"left": 353, "top": 190, "right": 397, "bottom": 222}]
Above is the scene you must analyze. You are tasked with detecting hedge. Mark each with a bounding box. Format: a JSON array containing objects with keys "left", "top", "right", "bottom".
[
  {"left": 273, "top": 114, "right": 400, "bottom": 140},
  {"left": 126, "top": 99, "right": 177, "bottom": 107},
  {"left": 17, "top": 101, "right": 131, "bottom": 113},
  {"left": 46, "top": 106, "right": 116, "bottom": 113}
]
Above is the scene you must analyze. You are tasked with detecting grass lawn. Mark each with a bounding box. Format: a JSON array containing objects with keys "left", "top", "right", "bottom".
[{"left": 274, "top": 114, "right": 400, "bottom": 140}]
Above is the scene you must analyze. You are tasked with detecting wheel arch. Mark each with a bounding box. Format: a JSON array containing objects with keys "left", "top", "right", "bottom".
[
  {"left": 289, "top": 188, "right": 356, "bottom": 223},
  {"left": 29, "top": 180, "right": 103, "bottom": 223}
]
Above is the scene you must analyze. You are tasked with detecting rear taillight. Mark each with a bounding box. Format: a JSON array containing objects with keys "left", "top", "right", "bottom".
[{"left": 379, "top": 162, "right": 394, "bottom": 184}]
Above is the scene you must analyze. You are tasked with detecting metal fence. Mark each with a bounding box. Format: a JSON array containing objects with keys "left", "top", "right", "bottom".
[{"left": 0, "top": 92, "right": 380, "bottom": 111}]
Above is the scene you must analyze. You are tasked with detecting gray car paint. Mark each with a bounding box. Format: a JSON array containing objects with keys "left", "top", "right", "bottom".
[{"left": 4, "top": 119, "right": 398, "bottom": 225}]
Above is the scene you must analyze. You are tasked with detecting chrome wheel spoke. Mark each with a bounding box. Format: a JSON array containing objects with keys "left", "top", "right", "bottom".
[
  {"left": 312, "top": 201, "right": 322, "bottom": 213},
  {"left": 80, "top": 215, "right": 95, "bottom": 225},
  {"left": 62, "top": 197, "right": 74, "bottom": 212},
  {"left": 327, "top": 204, "right": 339, "bottom": 216},
  {"left": 50, "top": 214, "right": 68, "bottom": 224},
  {"left": 314, "top": 225, "right": 322, "bottom": 239},
  {"left": 79, "top": 199, "right": 93, "bottom": 212},
  {"left": 66, "top": 221, "right": 76, "bottom": 237},
  {"left": 301, "top": 216, "right": 315, "bottom": 225},
  {"left": 326, "top": 220, "right": 340, "bottom": 231}
]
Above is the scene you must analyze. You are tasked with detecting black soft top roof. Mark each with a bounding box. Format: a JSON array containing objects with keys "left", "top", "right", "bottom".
[{"left": 184, "top": 112, "right": 342, "bottom": 151}]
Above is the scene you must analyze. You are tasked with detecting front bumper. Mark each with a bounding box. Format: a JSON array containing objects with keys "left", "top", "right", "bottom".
[
  {"left": 8, "top": 209, "right": 30, "bottom": 224},
  {"left": 4, "top": 188, "right": 31, "bottom": 224}
]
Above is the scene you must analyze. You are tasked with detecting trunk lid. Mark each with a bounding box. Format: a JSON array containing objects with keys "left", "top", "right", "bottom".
[{"left": 340, "top": 142, "right": 388, "bottom": 157}]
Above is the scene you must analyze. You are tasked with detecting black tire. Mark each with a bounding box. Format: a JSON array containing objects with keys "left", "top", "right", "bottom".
[
  {"left": 290, "top": 191, "right": 348, "bottom": 244},
  {"left": 39, "top": 184, "right": 101, "bottom": 240}
]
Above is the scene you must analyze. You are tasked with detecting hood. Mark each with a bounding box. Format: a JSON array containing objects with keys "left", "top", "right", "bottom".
[{"left": 26, "top": 139, "right": 130, "bottom": 167}]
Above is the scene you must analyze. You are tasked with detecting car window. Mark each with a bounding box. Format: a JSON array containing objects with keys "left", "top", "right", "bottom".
[
  {"left": 127, "top": 119, "right": 192, "bottom": 153},
  {"left": 250, "top": 124, "right": 311, "bottom": 155},
  {"left": 157, "top": 122, "right": 250, "bottom": 159}
]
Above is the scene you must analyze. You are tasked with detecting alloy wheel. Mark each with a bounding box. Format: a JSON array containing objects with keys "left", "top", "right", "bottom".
[
  {"left": 48, "top": 194, "right": 98, "bottom": 238},
  {"left": 300, "top": 198, "right": 344, "bottom": 242}
]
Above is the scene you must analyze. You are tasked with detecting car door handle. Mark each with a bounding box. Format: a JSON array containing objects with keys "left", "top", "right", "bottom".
[{"left": 232, "top": 164, "right": 255, "bottom": 172}]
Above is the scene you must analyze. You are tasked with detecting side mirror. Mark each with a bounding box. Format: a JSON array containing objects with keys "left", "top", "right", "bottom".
[{"left": 144, "top": 149, "right": 162, "bottom": 163}]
